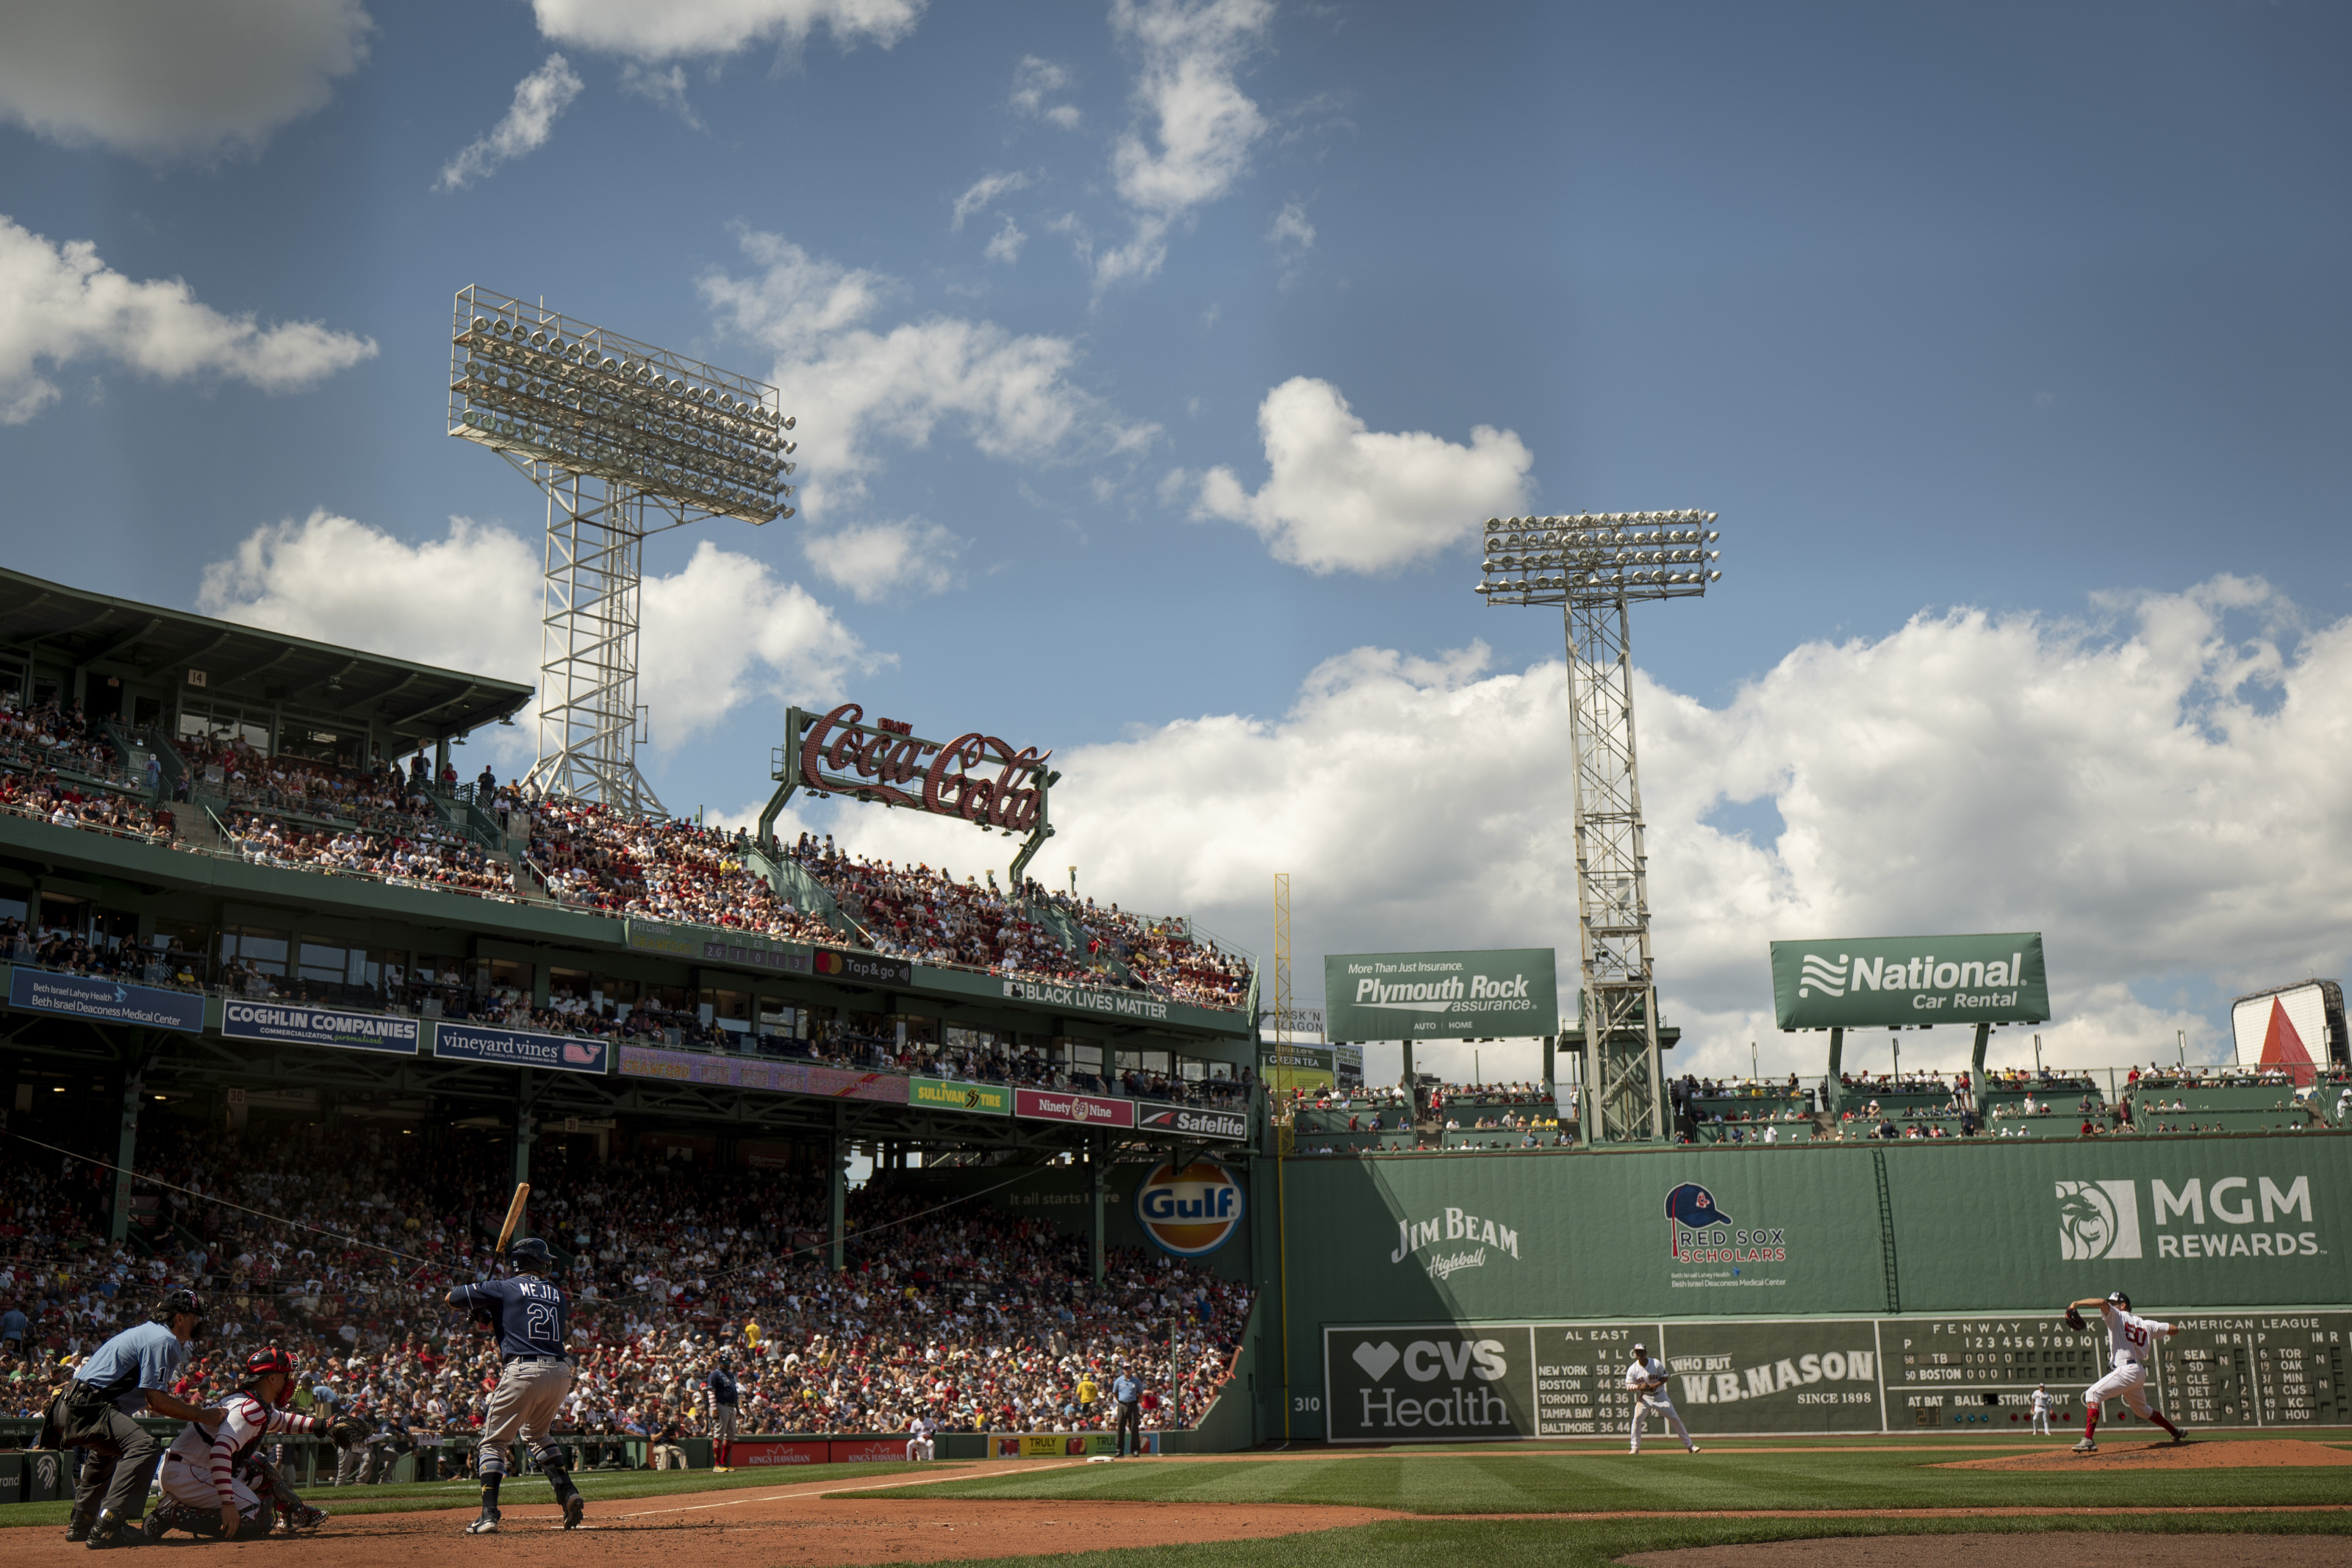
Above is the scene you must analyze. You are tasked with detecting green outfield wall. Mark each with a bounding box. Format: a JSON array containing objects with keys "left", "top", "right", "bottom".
[{"left": 1250, "top": 1137, "right": 2352, "bottom": 1441}]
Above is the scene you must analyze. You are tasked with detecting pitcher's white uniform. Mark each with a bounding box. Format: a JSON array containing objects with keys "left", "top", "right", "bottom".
[
  {"left": 2084, "top": 1302, "right": 2171, "bottom": 1420},
  {"left": 2029, "top": 1385, "right": 2053, "bottom": 1436},
  {"left": 1624, "top": 1351, "right": 1698, "bottom": 1453}
]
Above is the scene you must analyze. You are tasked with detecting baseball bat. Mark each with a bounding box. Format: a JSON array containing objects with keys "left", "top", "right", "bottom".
[{"left": 496, "top": 1182, "right": 530, "bottom": 1254}]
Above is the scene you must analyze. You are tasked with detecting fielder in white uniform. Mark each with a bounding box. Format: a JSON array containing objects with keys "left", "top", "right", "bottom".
[
  {"left": 1623, "top": 1345, "right": 1699, "bottom": 1454},
  {"left": 2067, "top": 1291, "right": 2187, "bottom": 1452},
  {"left": 904, "top": 1412, "right": 936, "bottom": 1461},
  {"left": 2029, "top": 1384, "right": 2053, "bottom": 1436}
]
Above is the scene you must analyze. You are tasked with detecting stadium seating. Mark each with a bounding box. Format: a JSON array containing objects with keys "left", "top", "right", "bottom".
[{"left": 0, "top": 1123, "right": 1251, "bottom": 1443}]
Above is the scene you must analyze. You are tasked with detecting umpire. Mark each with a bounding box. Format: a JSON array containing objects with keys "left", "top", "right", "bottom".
[
  {"left": 1111, "top": 1364, "right": 1144, "bottom": 1459},
  {"left": 41, "top": 1287, "right": 223, "bottom": 1549}
]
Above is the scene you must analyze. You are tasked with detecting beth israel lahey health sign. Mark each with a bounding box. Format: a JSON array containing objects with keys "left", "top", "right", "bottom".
[
  {"left": 1324, "top": 949, "right": 1558, "bottom": 1041},
  {"left": 1769, "top": 933, "right": 2050, "bottom": 1030}
]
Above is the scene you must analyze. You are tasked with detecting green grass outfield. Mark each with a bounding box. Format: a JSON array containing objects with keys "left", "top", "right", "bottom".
[{"left": 847, "top": 1431, "right": 2352, "bottom": 1514}]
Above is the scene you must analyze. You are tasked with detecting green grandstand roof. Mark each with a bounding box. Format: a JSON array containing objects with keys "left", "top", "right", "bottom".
[{"left": 0, "top": 565, "right": 531, "bottom": 744}]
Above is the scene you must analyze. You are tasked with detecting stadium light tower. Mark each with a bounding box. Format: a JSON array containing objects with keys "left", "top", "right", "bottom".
[
  {"left": 1475, "top": 510, "right": 1722, "bottom": 1143},
  {"left": 448, "top": 286, "right": 797, "bottom": 814}
]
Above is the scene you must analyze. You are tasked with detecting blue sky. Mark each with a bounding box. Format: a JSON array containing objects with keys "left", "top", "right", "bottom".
[{"left": 3, "top": 1, "right": 2347, "bottom": 1080}]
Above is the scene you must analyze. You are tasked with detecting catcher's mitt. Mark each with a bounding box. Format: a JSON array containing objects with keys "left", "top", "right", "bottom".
[
  {"left": 324, "top": 1415, "right": 369, "bottom": 1447},
  {"left": 2062, "top": 1306, "right": 2087, "bottom": 1333}
]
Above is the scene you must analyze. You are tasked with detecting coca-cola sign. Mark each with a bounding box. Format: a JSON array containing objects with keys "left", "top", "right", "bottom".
[
  {"left": 794, "top": 702, "right": 1053, "bottom": 833},
  {"left": 1014, "top": 1087, "right": 1137, "bottom": 1129}
]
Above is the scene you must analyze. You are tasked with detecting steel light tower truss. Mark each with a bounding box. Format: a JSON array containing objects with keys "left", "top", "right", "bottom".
[
  {"left": 448, "top": 286, "right": 797, "bottom": 815},
  {"left": 1475, "top": 510, "right": 1722, "bottom": 1143}
]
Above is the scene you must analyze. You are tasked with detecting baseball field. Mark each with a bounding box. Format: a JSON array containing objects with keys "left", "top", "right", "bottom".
[{"left": 7, "top": 1433, "right": 2351, "bottom": 1567}]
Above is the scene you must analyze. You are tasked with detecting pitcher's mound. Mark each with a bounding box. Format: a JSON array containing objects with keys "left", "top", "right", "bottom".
[{"left": 1941, "top": 1439, "right": 2352, "bottom": 1471}]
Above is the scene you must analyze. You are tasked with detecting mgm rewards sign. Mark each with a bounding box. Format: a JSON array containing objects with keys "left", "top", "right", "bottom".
[
  {"left": 1770, "top": 932, "right": 2050, "bottom": 1029},
  {"left": 1325, "top": 949, "right": 1558, "bottom": 1040}
]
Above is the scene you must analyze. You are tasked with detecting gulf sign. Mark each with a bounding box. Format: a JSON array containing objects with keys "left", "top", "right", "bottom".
[{"left": 1135, "top": 1160, "right": 1244, "bottom": 1258}]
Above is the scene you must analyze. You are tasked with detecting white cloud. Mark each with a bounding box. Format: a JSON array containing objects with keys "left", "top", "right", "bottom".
[
  {"left": 983, "top": 215, "right": 1027, "bottom": 264},
  {"left": 0, "top": 0, "right": 370, "bottom": 162},
  {"left": 1097, "top": 0, "right": 1273, "bottom": 289},
  {"left": 951, "top": 170, "right": 1030, "bottom": 232},
  {"left": 1009, "top": 56, "right": 1080, "bottom": 129},
  {"left": 197, "top": 511, "right": 877, "bottom": 753},
  {"left": 0, "top": 215, "right": 376, "bottom": 424},
  {"left": 701, "top": 229, "right": 1155, "bottom": 514},
  {"left": 437, "top": 55, "right": 584, "bottom": 192},
  {"left": 1193, "top": 377, "right": 1534, "bottom": 574},
  {"left": 801, "top": 517, "right": 960, "bottom": 603},
  {"left": 529, "top": 0, "right": 922, "bottom": 60},
  {"left": 822, "top": 578, "right": 2352, "bottom": 1085},
  {"left": 620, "top": 62, "right": 704, "bottom": 128},
  {"left": 1267, "top": 198, "right": 1313, "bottom": 284}
]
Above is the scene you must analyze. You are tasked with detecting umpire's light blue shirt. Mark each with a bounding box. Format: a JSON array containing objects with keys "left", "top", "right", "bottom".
[
  {"left": 73, "top": 1320, "right": 184, "bottom": 1414},
  {"left": 1111, "top": 1374, "right": 1141, "bottom": 1404}
]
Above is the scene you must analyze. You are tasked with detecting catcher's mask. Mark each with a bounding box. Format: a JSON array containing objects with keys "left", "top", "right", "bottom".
[
  {"left": 509, "top": 1237, "right": 554, "bottom": 1273},
  {"left": 243, "top": 1347, "right": 296, "bottom": 1406}
]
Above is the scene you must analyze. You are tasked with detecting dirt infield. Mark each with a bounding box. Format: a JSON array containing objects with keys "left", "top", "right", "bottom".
[
  {"left": 1, "top": 1480, "right": 1398, "bottom": 1568},
  {"left": 1941, "top": 1439, "right": 2352, "bottom": 1472},
  {"left": 1618, "top": 1535, "right": 2352, "bottom": 1567}
]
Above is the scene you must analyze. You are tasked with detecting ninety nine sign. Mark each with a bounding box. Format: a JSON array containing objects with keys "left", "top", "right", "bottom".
[
  {"left": 1015, "top": 1087, "right": 1136, "bottom": 1130},
  {"left": 1769, "top": 933, "right": 2050, "bottom": 1029},
  {"left": 794, "top": 702, "right": 1051, "bottom": 832},
  {"left": 223, "top": 1002, "right": 420, "bottom": 1057},
  {"left": 433, "top": 1021, "right": 609, "bottom": 1075}
]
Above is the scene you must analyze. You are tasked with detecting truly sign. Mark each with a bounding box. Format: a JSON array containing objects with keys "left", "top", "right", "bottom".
[{"left": 1768, "top": 933, "right": 2050, "bottom": 1029}]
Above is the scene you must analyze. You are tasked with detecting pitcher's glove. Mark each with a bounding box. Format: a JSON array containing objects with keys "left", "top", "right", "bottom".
[
  {"left": 2062, "top": 1306, "right": 2087, "bottom": 1333},
  {"left": 324, "top": 1414, "right": 370, "bottom": 1447}
]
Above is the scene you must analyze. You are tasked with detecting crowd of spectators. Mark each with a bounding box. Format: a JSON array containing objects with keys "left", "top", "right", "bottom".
[
  {"left": 529, "top": 802, "right": 835, "bottom": 943},
  {"left": 0, "top": 693, "right": 131, "bottom": 785},
  {"left": 223, "top": 811, "right": 516, "bottom": 899},
  {"left": 0, "top": 767, "right": 173, "bottom": 844},
  {"left": 0, "top": 1124, "right": 1252, "bottom": 1453}
]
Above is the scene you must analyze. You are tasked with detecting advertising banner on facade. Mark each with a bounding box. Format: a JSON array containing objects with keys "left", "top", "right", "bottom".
[
  {"left": 1261, "top": 1042, "right": 1333, "bottom": 1096},
  {"left": 2231, "top": 982, "right": 2342, "bottom": 1085},
  {"left": 814, "top": 948, "right": 911, "bottom": 986},
  {"left": 910, "top": 1076, "right": 1011, "bottom": 1115},
  {"left": 1324, "top": 949, "right": 1558, "bottom": 1041},
  {"left": 1136, "top": 1104, "right": 1248, "bottom": 1141},
  {"left": 222, "top": 1001, "right": 420, "bottom": 1056},
  {"left": 991, "top": 1433, "right": 1119, "bottom": 1457},
  {"left": 730, "top": 1440, "right": 830, "bottom": 1466},
  {"left": 431, "top": 1021, "right": 609, "bottom": 1075},
  {"left": 616, "top": 1045, "right": 909, "bottom": 1103},
  {"left": 1769, "top": 933, "right": 2049, "bottom": 1029},
  {"left": 1014, "top": 1087, "right": 1136, "bottom": 1129},
  {"left": 7, "top": 968, "right": 204, "bottom": 1032}
]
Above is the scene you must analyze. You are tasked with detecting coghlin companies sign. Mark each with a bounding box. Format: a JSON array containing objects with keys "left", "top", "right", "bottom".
[
  {"left": 1769, "top": 933, "right": 2050, "bottom": 1029},
  {"left": 1324, "top": 948, "right": 1558, "bottom": 1040}
]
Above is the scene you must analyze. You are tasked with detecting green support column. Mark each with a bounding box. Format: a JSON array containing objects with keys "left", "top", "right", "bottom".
[
  {"left": 1969, "top": 1021, "right": 1990, "bottom": 1115},
  {"left": 111, "top": 1046, "right": 146, "bottom": 1243},
  {"left": 1089, "top": 1132, "right": 1107, "bottom": 1289},
  {"left": 828, "top": 1107, "right": 847, "bottom": 1273},
  {"left": 1541, "top": 1035, "right": 1556, "bottom": 1096},
  {"left": 512, "top": 1068, "right": 534, "bottom": 1194},
  {"left": 1825, "top": 1028, "right": 1845, "bottom": 1112}
]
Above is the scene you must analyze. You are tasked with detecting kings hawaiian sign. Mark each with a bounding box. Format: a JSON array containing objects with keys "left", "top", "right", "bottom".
[{"left": 794, "top": 702, "right": 1053, "bottom": 832}]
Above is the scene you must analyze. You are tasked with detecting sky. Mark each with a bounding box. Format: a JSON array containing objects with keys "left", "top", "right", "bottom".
[{"left": 2, "top": 0, "right": 2348, "bottom": 1088}]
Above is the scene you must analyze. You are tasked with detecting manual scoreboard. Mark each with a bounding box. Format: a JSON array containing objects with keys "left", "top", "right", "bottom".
[{"left": 1322, "top": 1309, "right": 2351, "bottom": 1441}]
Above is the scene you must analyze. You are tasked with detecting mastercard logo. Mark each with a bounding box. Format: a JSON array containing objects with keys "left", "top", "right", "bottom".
[{"left": 1134, "top": 1160, "right": 1244, "bottom": 1258}]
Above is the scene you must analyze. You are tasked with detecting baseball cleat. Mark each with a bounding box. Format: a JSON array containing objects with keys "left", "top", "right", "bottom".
[
  {"left": 465, "top": 1511, "right": 501, "bottom": 1536},
  {"left": 562, "top": 1495, "right": 585, "bottom": 1531},
  {"left": 1686, "top": 1445, "right": 1702, "bottom": 1453},
  {"left": 2072, "top": 1438, "right": 2097, "bottom": 1453}
]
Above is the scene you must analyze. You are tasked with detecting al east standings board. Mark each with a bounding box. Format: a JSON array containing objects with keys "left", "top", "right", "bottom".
[{"left": 1324, "top": 949, "right": 1558, "bottom": 1041}]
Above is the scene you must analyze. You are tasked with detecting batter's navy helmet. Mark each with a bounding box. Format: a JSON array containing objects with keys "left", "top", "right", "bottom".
[{"left": 509, "top": 1237, "right": 554, "bottom": 1272}]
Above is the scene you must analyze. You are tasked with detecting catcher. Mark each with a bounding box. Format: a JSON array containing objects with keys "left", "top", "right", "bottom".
[
  {"left": 146, "top": 1348, "right": 356, "bottom": 1539},
  {"left": 2062, "top": 1292, "right": 2187, "bottom": 1453}
]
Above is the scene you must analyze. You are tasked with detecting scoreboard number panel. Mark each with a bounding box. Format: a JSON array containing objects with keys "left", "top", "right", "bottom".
[{"left": 1322, "top": 1309, "right": 2351, "bottom": 1440}]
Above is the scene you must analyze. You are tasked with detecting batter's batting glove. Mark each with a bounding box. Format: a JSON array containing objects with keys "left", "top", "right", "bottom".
[{"left": 2062, "top": 1307, "right": 2087, "bottom": 1333}]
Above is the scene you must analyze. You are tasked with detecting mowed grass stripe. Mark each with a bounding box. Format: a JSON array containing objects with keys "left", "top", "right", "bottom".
[
  {"left": 869, "top": 1513, "right": 2352, "bottom": 1568},
  {"left": 846, "top": 1448, "right": 2352, "bottom": 1512}
]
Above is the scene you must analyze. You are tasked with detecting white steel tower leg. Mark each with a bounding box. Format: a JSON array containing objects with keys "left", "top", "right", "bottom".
[{"left": 1563, "top": 594, "right": 1665, "bottom": 1143}]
